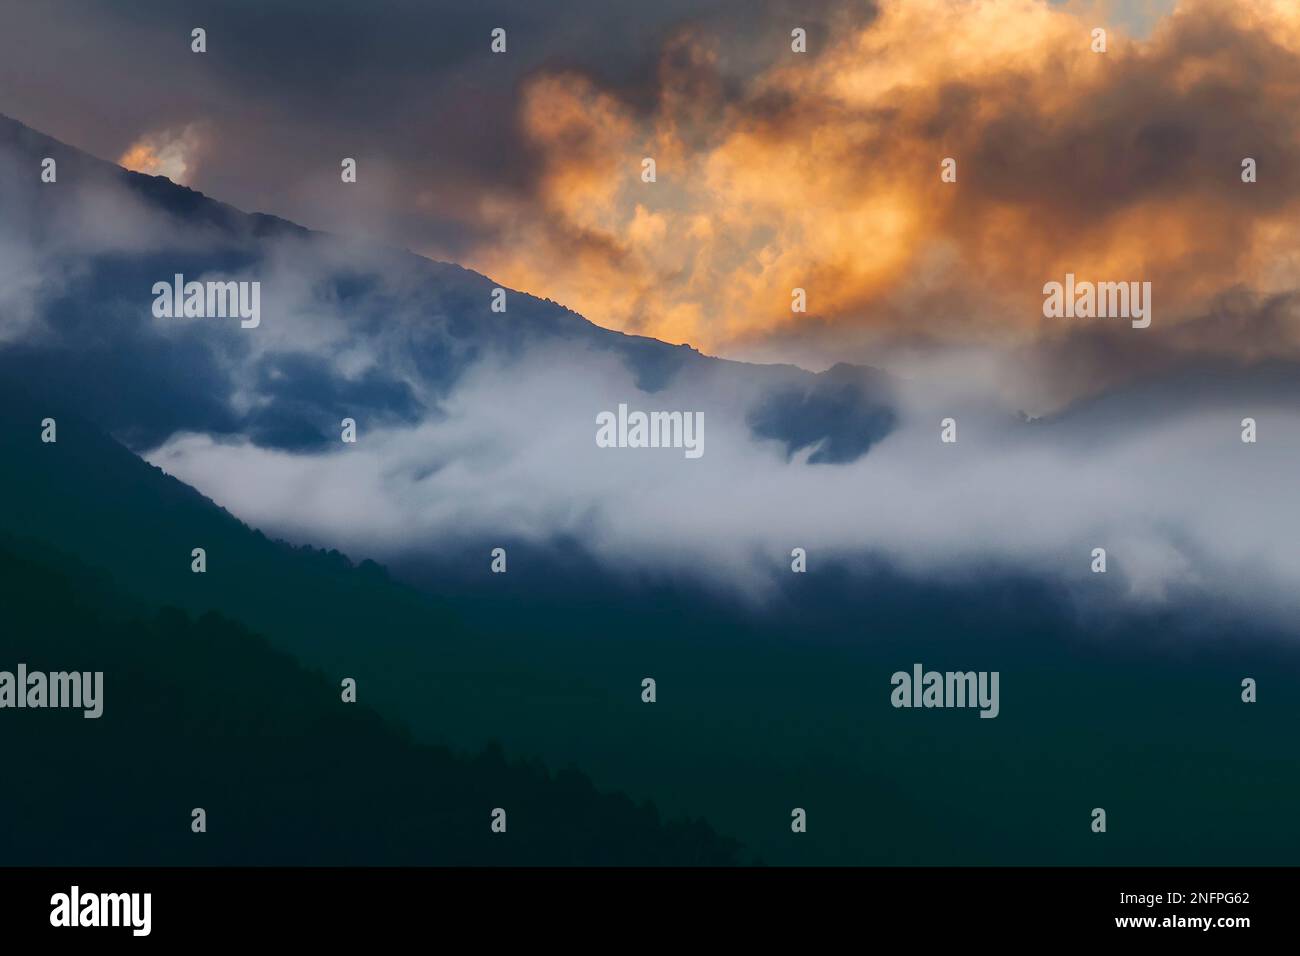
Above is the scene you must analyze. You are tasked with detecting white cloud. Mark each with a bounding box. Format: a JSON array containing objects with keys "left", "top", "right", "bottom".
[{"left": 146, "top": 340, "right": 1300, "bottom": 623}]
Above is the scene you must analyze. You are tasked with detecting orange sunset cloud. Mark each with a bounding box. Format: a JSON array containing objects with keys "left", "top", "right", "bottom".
[
  {"left": 465, "top": 0, "right": 1300, "bottom": 360},
  {"left": 118, "top": 123, "right": 205, "bottom": 185}
]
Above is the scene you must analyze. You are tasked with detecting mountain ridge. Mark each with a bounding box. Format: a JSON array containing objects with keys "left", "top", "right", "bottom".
[
  {"left": 0, "top": 110, "right": 900, "bottom": 464},
  {"left": 0, "top": 109, "right": 877, "bottom": 378}
]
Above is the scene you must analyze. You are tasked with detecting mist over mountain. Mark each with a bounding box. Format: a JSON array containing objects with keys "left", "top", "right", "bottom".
[
  {"left": 4, "top": 374, "right": 1300, "bottom": 866},
  {"left": 4, "top": 110, "right": 1300, "bottom": 865},
  {"left": 0, "top": 113, "right": 895, "bottom": 449},
  {"left": 4, "top": 111, "right": 1300, "bottom": 622}
]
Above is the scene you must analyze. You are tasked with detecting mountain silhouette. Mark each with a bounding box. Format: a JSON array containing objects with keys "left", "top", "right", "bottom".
[
  {"left": 4, "top": 113, "right": 1300, "bottom": 867},
  {"left": 0, "top": 382, "right": 739, "bottom": 864},
  {"left": 0, "top": 111, "right": 897, "bottom": 462},
  {"left": 0, "top": 532, "right": 739, "bottom": 864}
]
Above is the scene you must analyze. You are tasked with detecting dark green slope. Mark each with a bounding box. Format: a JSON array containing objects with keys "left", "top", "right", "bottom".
[
  {"left": 0, "top": 535, "right": 738, "bottom": 865},
  {"left": 5, "top": 383, "right": 1300, "bottom": 866},
  {"left": 0, "top": 378, "right": 466, "bottom": 733},
  {"left": 0, "top": 381, "right": 744, "bottom": 863}
]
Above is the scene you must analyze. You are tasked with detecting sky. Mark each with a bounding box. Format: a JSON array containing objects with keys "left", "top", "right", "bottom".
[
  {"left": 7, "top": 0, "right": 1295, "bottom": 379},
  {"left": 3, "top": 0, "right": 1300, "bottom": 622}
]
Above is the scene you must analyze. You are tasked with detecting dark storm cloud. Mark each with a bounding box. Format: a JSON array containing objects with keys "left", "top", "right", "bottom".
[
  {"left": 0, "top": 0, "right": 865, "bottom": 259},
  {"left": 5, "top": 0, "right": 1299, "bottom": 396}
]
